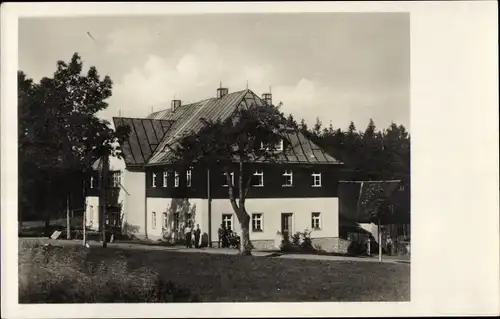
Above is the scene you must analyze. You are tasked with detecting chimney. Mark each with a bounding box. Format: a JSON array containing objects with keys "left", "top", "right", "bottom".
[
  {"left": 262, "top": 93, "right": 272, "bottom": 106},
  {"left": 217, "top": 87, "right": 229, "bottom": 99},
  {"left": 171, "top": 99, "right": 181, "bottom": 112}
]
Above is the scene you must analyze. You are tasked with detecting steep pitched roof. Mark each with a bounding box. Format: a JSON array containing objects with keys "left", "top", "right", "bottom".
[
  {"left": 112, "top": 117, "right": 174, "bottom": 166},
  {"left": 147, "top": 89, "right": 254, "bottom": 164},
  {"left": 113, "top": 89, "right": 341, "bottom": 167}
]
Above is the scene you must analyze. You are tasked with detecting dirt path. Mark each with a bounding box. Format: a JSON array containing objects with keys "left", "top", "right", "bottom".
[{"left": 20, "top": 237, "right": 410, "bottom": 264}]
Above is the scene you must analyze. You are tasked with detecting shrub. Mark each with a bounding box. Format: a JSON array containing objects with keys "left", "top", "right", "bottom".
[
  {"left": 291, "top": 232, "right": 301, "bottom": 246},
  {"left": 300, "top": 229, "right": 314, "bottom": 252},
  {"left": 279, "top": 232, "right": 294, "bottom": 252}
]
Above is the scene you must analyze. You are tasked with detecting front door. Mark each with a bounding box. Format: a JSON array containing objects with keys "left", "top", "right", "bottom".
[{"left": 281, "top": 213, "right": 293, "bottom": 238}]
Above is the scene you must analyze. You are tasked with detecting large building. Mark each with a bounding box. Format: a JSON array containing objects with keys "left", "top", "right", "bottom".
[{"left": 85, "top": 87, "right": 352, "bottom": 252}]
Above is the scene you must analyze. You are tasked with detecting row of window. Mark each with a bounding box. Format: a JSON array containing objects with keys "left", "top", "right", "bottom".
[
  {"left": 151, "top": 211, "right": 323, "bottom": 232},
  {"left": 152, "top": 211, "right": 187, "bottom": 230},
  {"left": 152, "top": 170, "right": 192, "bottom": 188},
  {"left": 151, "top": 170, "right": 323, "bottom": 188},
  {"left": 89, "top": 172, "right": 121, "bottom": 189},
  {"left": 222, "top": 212, "right": 322, "bottom": 232}
]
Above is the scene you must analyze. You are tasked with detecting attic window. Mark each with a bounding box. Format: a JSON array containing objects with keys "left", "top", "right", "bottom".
[
  {"left": 260, "top": 139, "right": 283, "bottom": 152},
  {"left": 275, "top": 140, "right": 284, "bottom": 151}
]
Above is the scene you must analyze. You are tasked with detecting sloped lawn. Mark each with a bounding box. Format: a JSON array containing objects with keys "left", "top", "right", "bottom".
[{"left": 19, "top": 240, "right": 410, "bottom": 302}]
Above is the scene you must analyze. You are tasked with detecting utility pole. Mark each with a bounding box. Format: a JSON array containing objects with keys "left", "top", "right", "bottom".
[
  {"left": 66, "top": 193, "right": 71, "bottom": 239},
  {"left": 378, "top": 217, "right": 382, "bottom": 262},
  {"left": 99, "top": 154, "right": 109, "bottom": 248},
  {"left": 207, "top": 168, "right": 212, "bottom": 247}
]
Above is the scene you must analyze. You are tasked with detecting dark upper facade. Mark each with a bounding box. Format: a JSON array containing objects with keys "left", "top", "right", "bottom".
[{"left": 89, "top": 88, "right": 343, "bottom": 199}]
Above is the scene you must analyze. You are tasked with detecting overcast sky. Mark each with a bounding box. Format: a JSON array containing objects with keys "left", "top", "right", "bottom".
[{"left": 19, "top": 13, "right": 410, "bottom": 131}]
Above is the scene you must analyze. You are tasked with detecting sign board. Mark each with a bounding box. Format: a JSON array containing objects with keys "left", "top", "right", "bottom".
[{"left": 50, "top": 230, "right": 62, "bottom": 240}]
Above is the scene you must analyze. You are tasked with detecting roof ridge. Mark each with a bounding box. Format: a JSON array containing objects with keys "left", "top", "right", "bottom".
[{"left": 113, "top": 116, "right": 174, "bottom": 122}]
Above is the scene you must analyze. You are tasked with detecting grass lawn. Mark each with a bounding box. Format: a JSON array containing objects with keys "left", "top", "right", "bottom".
[{"left": 19, "top": 240, "right": 410, "bottom": 302}]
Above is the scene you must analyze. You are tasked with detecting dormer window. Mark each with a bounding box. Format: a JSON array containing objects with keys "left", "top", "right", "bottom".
[
  {"left": 222, "top": 172, "right": 235, "bottom": 187},
  {"left": 275, "top": 139, "right": 284, "bottom": 151},
  {"left": 282, "top": 170, "right": 293, "bottom": 187},
  {"left": 152, "top": 172, "right": 157, "bottom": 188},
  {"left": 253, "top": 170, "right": 264, "bottom": 187},
  {"left": 260, "top": 139, "right": 283, "bottom": 152},
  {"left": 312, "top": 172, "right": 322, "bottom": 187}
]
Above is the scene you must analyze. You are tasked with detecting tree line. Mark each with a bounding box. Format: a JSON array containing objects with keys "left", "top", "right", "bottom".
[{"left": 284, "top": 114, "right": 410, "bottom": 186}]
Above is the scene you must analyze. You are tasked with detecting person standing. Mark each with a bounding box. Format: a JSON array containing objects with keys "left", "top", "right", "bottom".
[
  {"left": 194, "top": 224, "right": 201, "bottom": 248},
  {"left": 218, "top": 223, "right": 226, "bottom": 248},
  {"left": 386, "top": 236, "right": 393, "bottom": 256},
  {"left": 184, "top": 223, "right": 192, "bottom": 248}
]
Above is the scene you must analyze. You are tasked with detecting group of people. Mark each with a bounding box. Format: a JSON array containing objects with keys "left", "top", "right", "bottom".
[
  {"left": 217, "top": 223, "right": 241, "bottom": 249},
  {"left": 183, "top": 223, "right": 202, "bottom": 248},
  {"left": 180, "top": 222, "right": 241, "bottom": 249}
]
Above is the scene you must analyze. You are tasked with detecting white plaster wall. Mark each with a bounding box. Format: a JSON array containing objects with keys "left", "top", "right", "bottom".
[
  {"left": 210, "top": 197, "right": 339, "bottom": 242},
  {"left": 146, "top": 197, "right": 207, "bottom": 239},
  {"left": 359, "top": 222, "right": 379, "bottom": 242},
  {"left": 122, "top": 170, "right": 146, "bottom": 237},
  {"left": 85, "top": 196, "right": 99, "bottom": 231}
]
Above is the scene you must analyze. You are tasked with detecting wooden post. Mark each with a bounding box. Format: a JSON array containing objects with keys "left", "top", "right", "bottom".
[
  {"left": 378, "top": 217, "right": 382, "bottom": 262},
  {"left": 66, "top": 193, "right": 71, "bottom": 240},
  {"left": 83, "top": 200, "right": 87, "bottom": 247},
  {"left": 100, "top": 155, "right": 109, "bottom": 248},
  {"left": 207, "top": 168, "right": 212, "bottom": 247}
]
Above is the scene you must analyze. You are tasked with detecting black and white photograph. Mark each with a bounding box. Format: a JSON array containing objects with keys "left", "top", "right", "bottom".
[{"left": 1, "top": 1, "right": 498, "bottom": 317}]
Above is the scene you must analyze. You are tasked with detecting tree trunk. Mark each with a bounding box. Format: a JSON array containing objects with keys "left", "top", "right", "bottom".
[
  {"left": 239, "top": 212, "right": 251, "bottom": 255},
  {"left": 44, "top": 212, "right": 51, "bottom": 238},
  {"left": 225, "top": 161, "right": 253, "bottom": 256}
]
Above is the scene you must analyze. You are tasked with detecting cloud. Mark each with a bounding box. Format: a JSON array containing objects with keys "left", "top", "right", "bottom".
[
  {"left": 102, "top": 38, "right": 408, "bottom": 131},
  {"left": 104, "top": 26, "right": 160, "bottom": 55}
]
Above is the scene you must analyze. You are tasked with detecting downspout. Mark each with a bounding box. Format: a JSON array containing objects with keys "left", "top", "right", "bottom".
[{"left": 207, "top": 167, "right": 212, "bottom": 247}]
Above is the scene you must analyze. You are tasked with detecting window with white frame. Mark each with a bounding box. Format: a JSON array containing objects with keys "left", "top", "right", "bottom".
[
  {"left": 222, "top": 214, "right": 233, "bottom": 231},
  {"left": 186, "top": 169, "right": 192, "bottom": 187},
  {"left": 282, "top": 170, "right": 293, "bottom": 187},
  {"left": 163, "top": 212, "right": 168, "bottom": 228},
  {"left": 152, "top": 172, "right": 157, "bottom": 187},
  {"left": 311, "top": 212, "right": 321, "bottom": 230},
  {"left": 222, "top": 172, "right": 235, "bottom": 187},
  {"left": 90, "top": 176, "right": 94, "bottom": 189},
  {"left": 174, "top": 171, "right": 179, "bottom": 187},
  {"left": 312, "top": 172, "right": 322, "bottom": 187},
  {"left": 111, "top": 171, "right": 121, "bottom": 188},
  {"left": 173, "top": 212, "right": 180, "bottom": 230},
  {"left": 152, "top": 212, "right": 157, "bottom": 228},
  {"left": 163, "top": 170, "right": 168, "bottom": 187},
  {"left": 275, "top": 139, "right": 284, "bottom": 151},
  {"left": 253, "top": 170, "right": 264, "bottom": 187},
  {"left": 252, "top": 213, "right": 263, "bottom": 232},
  {"left": 260, "top": 139, "right": 283, "bottom": 152}
]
